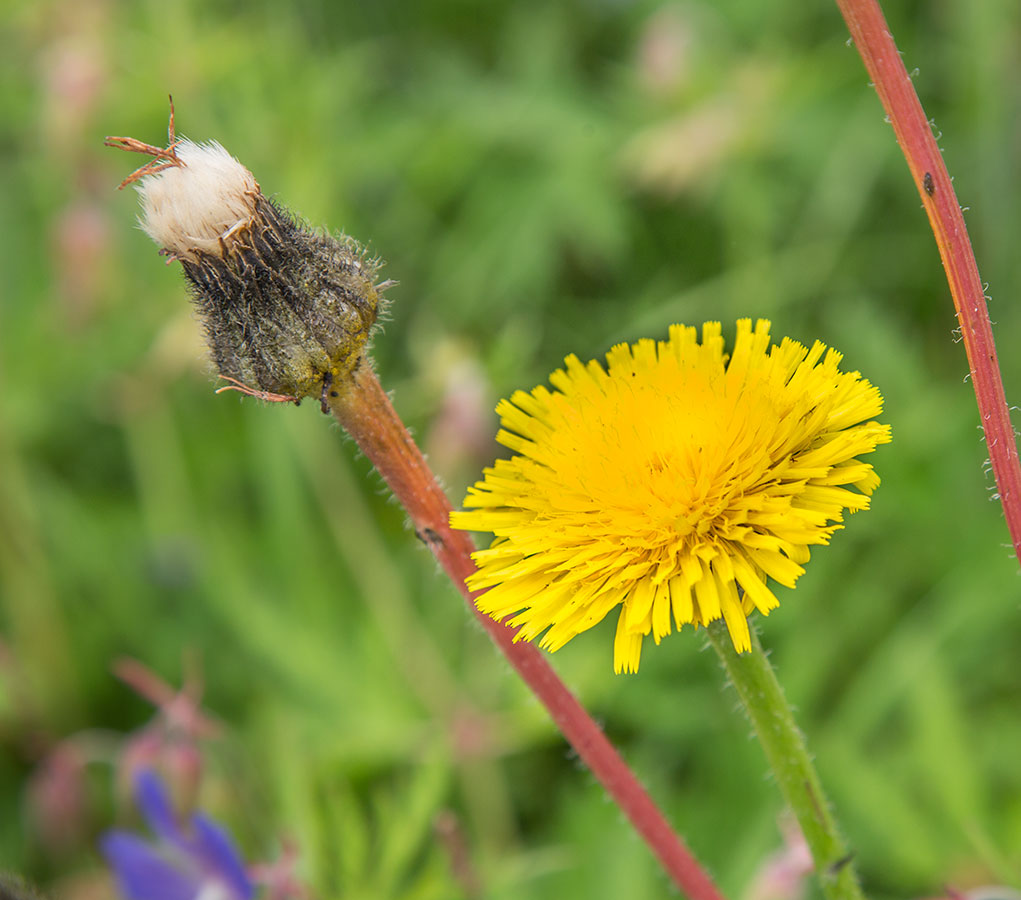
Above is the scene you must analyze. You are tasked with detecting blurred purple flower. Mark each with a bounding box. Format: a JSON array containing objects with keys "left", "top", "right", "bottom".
[{"left": 101, "top": 770, "right": 253, "bottom": 900}]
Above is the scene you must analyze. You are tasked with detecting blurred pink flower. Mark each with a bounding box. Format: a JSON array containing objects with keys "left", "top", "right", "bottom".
[
  {"left": 52, "top": 201, "right": 112, "bottom": 328},
  {"left": 249, "top": 838, "right": 308, "bottom": 900},
  {"left": 636, "top": 7, "right": 694, "bottom": 94},
  {"left": 425, "top": 354, "right": 494, "bottom": 482},
  {"left": 743, "top": 817, "right": 813, "bottom": 900},
  {"left": 27, "top": 743, "right": 90, "bottom": 853},
  {"left": 114, "top": 657, "right": 221, "bottom": 809}
]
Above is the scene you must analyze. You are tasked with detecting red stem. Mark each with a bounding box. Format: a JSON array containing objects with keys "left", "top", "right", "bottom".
[
  {"left": 836, "top": 0, "right": 1021, "bottom": 562},
  {"left": 330, "top": 363, "right": 726, "bottom": 900}
]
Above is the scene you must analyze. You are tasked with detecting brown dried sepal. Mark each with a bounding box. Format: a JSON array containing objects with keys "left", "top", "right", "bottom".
[{"left": 105, "top": 95, "right": 185, "bottom": 190}]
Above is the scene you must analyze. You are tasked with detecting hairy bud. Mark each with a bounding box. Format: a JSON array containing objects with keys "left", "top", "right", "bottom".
[{"left": 107, "top": 107, "right": 387, "bottom": 405}]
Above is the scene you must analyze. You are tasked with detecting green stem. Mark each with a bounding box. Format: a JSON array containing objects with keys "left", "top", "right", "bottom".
[{"left": 705, "top": 621, "right": 866, "bottom": 900}]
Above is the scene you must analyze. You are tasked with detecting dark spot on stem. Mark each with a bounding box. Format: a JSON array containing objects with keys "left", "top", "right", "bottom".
[
  {"left": 416, "top": 527, "right": 445, "bottom": 549},
  {"left": 827, "top": 852, "right": 855, "bottom": 875},
  {"left": 319, "top": 370, "right": 334, "bottom": 414}
]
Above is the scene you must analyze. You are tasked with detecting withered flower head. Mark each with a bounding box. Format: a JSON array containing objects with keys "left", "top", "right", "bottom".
[{"left": 106, "top": 102, "right": 387, "bottom": 406}]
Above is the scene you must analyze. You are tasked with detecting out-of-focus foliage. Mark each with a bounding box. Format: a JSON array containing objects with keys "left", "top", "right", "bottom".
[{"left": 1, "top": 0, "right": 1020, "bottom": 898}]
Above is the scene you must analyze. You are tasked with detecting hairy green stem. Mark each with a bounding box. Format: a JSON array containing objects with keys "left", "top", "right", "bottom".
[{"left": 706, "top": 621, "right": 866, "bottom": 900}]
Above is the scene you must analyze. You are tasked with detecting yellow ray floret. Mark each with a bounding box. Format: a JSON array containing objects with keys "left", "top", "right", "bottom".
[{"left": 451, "top": 319, "right": 891, "bottom": 673}]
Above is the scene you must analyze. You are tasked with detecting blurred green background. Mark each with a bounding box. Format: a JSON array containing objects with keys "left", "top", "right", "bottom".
[{"left": 2, "top": 0, "right": 1020, "bottom": 897}]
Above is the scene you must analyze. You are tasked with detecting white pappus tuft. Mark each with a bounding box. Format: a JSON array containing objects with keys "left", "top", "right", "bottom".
[{"left": 135, "top": 139, "right": 259, "bottom": 261}]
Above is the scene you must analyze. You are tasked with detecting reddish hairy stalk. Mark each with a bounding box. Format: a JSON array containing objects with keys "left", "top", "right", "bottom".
[
  {"left": 329, "top": 362, "right": 726, "bottom": 900},
  {"left": 836, "top": 0, "right": 1021, "bottom": 561}
]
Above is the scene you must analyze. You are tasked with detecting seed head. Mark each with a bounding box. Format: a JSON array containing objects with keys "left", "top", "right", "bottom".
[{"left": 106, "top": 103, "right": 387, "bottom": 405}]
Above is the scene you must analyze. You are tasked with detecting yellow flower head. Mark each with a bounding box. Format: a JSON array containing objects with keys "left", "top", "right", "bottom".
[{"left": 451, "top": 319, "right": 891, "bottom": 674}]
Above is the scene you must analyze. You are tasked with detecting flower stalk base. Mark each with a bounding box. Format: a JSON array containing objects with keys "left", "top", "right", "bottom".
[{"left": 705, "top": 620, "right": 865, "bottom": 900}]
